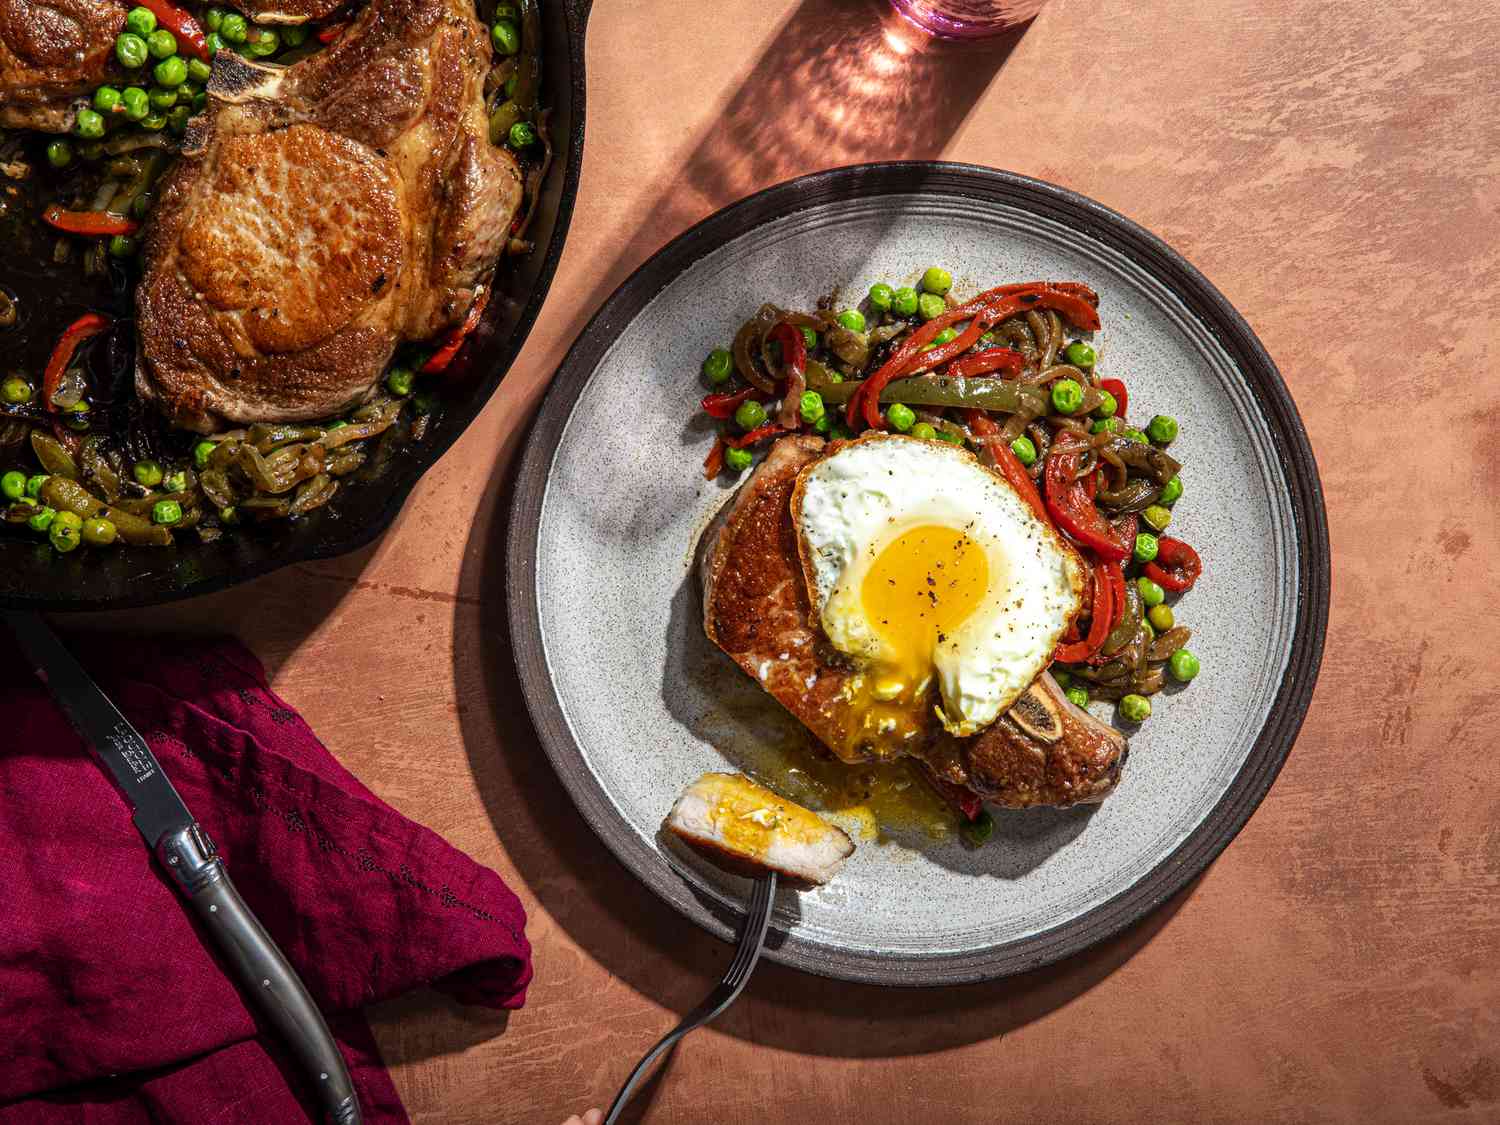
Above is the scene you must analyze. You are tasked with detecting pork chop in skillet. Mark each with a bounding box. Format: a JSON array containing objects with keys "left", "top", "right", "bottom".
[
  {"left": 700, "top": 434, "right": 1127, "bottom": 810},
  {"left": 0, "top": 0, "right": 124, "bottom": 132},
  {"left": 135, "top": 0, "right": 523, "bottom": 431}
]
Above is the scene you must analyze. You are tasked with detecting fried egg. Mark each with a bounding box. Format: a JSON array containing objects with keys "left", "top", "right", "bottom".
[{"left": 793, "top": 433, "right": 1084, "bottom": 749}]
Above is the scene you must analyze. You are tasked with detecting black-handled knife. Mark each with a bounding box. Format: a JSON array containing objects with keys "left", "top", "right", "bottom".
[{"left": 5, "top": 611, "right": 361, "bottom": 1125}]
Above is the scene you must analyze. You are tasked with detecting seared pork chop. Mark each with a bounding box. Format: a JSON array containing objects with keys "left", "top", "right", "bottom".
[
  {"left": 135, "top": 0, "right": 522, "bottom": 431},
  {"left": 0, "top": 0, "right": 124, "bottom": 132},
  {"left": 699, "top": 435, "right": 1127, "bottom": 810},
  {"left": 237, "top": 0, "right": 345, "bottom": 22}
]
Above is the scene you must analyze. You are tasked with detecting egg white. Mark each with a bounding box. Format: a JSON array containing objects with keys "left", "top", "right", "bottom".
[{"left": 795, "top": 434, "right": 1084, "bottom": 737}]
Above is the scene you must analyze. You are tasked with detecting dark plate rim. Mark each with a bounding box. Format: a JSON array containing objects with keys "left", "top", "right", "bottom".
[{"left": 506, "top": 160, "right": 1331, "bottom": 986}]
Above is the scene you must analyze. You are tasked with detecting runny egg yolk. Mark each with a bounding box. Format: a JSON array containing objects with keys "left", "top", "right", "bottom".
[{"left": 849, "top": 524, "right": 995, "bottom": 750}]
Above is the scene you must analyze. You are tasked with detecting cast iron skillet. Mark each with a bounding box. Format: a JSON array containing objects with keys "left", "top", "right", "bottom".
[{"left": 0, "top": 0, "right": 592, "bottom": 611}]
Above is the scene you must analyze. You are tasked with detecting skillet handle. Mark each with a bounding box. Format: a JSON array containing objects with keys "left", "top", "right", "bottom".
[{"left": 158, "top": 825, "right": 362, "bottom": 1125}]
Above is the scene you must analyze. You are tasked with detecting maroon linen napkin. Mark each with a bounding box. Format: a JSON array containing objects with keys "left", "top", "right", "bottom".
[{"left": 0, "top": 632, "right": 532, "bottom": 1123}]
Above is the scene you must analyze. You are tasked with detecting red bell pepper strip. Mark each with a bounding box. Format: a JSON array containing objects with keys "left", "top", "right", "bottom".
[
  {"left": 702, "top": 436, "right": 726, "bottom": 479},
  {"left": 923, "top": 766, "right": 984, "bottom": 821},
  {"left": 1100, "top": 377, "right": 1128, "bottom": 421},
  {"left": 136, "top": 0, "right": 208, "bottom": 60},
  {"left": 1043, "top": 439, "right": 1129, "bottom": 561},
  {"left": 42, "top": 313, "right": 111, "bottom": 413},
  {"left": 42, "top": 205, "right": 139, "bottom": 238},
  {"left": 964, "top": 409, "right": 1051, "bottom": 526},
  {"left": 1055, "top": 558, "right": 1114, "bottom": 663},
  {"left": 1144, "top": 537, "right": 1203, "bottom": 592},
  {"left": 701, "top": 386, "right": 767, "bottom": 419},
  {"left": 421, "top": 287, "right": 489, "bottom": 373},
  {"left": 768, "top": 322, "right": 806, "bottom": 380},
  {"left": 724, "top": 423, "right": 785, "bottom": 449},
  {"left": 1101, "top": 558, "right": 1126, "bottom": 629},
  {"left": 946, "top": 347, "right": 1025, "bottom": 380},
  {"left": 316, "top": 21, "right": 347, "bottom": 44}
]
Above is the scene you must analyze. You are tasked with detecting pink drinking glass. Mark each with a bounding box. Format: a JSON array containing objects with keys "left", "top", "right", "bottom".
[{"left": 890, "top": 0, "right": 1046, "bottom": 38}]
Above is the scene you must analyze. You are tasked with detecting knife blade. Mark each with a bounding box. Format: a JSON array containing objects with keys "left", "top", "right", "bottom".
[{"left": 5, "top": 611, "right": 361, "bottom": 1125}]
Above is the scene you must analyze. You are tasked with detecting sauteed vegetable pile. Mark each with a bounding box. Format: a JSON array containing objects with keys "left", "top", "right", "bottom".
[{"left": 692, "top": 270, "right": 1204, "bottom": 719}]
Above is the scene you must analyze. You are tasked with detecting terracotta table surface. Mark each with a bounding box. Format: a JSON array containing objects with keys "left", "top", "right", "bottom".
[{"left": 81, "top": 0, "right": 1500, "bottom": 1120}]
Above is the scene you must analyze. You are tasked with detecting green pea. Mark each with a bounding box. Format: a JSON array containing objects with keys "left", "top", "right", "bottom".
[
  {"left": 1148, "top": 414, "right": 1178, "bottom": 445},
  {"left": 494, "top": 3, "right": 521, "bottom": 19},
  {"left": 1, "top": 377, "right": 32, "bottom": 404},
  {"left": 959, "top": 808, "right": 994, "bottom": 847},
  {"left": 48, "top": 510, "right": 83, "bottom": 553},
  {"left": 812, "top": 413, "right": 830, "bottom": 434},
  {"left": 163, "top": 470, "right": 187, "bottom": 493},
  {"left": 1119, "top": 693, "right": 1152, "bottom": 722},
  {"left": 74, "top": 107, "right": 105, "bottom": 139},
  {"left": 1136, "top": 576, "right": 1165, "bottom": 607},
  {"left": 921, "top": 266, "right": 952, "bottom": 296},
  {"left": 220, "top": 13, "right": 247, "bottom": 43},
  {"left": 1091, "top": 417, "right": 1121, "bottom": 435},
  {"left": 892, "top": 286, "right": 919, "bottom": 317},
  {"left": 1134, "top": 532, "right": 1159, "bottom": 563},
  {"left": 1123, "top": 427, "right": 1149, "bottom": 444},
  {"left": 508, "top": 121, "right": 536, "bottom": 148},
  {"left": 1064, "top": 341, "right": 1096, "bottom": 368},
  {"left": 1169, "top": 649, "right": 1200, "bottom": 683},
  {"left": 28, "top": 506, "right": 56, "bottom": 533},
  {"left": 836, "top": 309, "right": 865, "bottom": 333},
  {"left": 1064, "top": 685, "right": 1090, "bottom": 709},
  {"left": 491, "top": 19, "right": 520, "bottom": 55},
  {"left": 724, "top": 446, "right": 753, "bottom": 473},
  {"left": 1141, "top": 504, "right": 1171, "bottom": 532},
  {"left": 151, "top": 499, "right": 182, "bottom": 525},
  {"left": 702, "top": 347, "right": 733, "bottom": 384},
  {"left": 147, "top": 29, "right": 176, "bottom": 59},
  {"left": 733, "top": 399, "right": 768, "bottom": 431},
  {"left": 281, "top": 25, "right": 308, "bottom": 47},
  {"left": 1147, "top": 604, "right": 1174, "bottom": 632},
  {"left": 825, "top": 369, "right": 843, "bottom": 383},
  {"left": 800, "top": 325, "right": 817, "bottom": 348},
  {"left": 116, "top": 32, "right": 149, "bottom": 68},
  {"left": 1142, "top": 618, "right": 1156, "bottom": 643},
  {"left": 1051, "top": 668, "right": 1072, "bottom": 688},
  {"left": 133, "top": 459, "right": 163, "bottom": 487},
  {"left": 910, "top": 422, "right": 938, "bottom": 441},
  {"left": 108, "top": 234, "right": 137, "bottom": 258},
  {"left": 917, "top": 293, "right": 945, "bottom": 321},
  {"left": 1159, "top": 475, "right": 1183, "bottom": 505},
  {"left": 203, "top": 6, "right": 224, "bottom": 30},
  {"left": 1010, "top": 435, "right": 1037, "bottom": 465},
  {"left": 148, "top": 84, "right": 177, "bottom": 109},
  {"left": 1051, "top": 378, "right": 1084, "bottom": 415},
  {"left": 1, "top": 471, "right": 25, "bottom": 501},
  {"left": 140, "top": 111, "right": 167, "bottom": 131},
  {"left": 25, "top": 474, "right": 48, "bottom": 498},
  {"left": 154, "top": 56, "right": 187, "bottom": 87},
  {"left": 46, "top": 139, "right": 73, "bottom": 168},
  {"left": 387, "top": 367, "right": 415, "bottom": 396},
  {"left": 192, "top": 89, "right": 207, "bottom": 111},
  {"left": 126, "top": 6, "right": 157, "bottom": 35},
  {"left": 166, "top": 104, "right": 191, "bottom": 135},
  {"left": 829, "top": 423, "right": 854, "bottom": 441},
  {"left": 218, "top": 505, "right": 238, "bottom": 525},
  {"left": 205, "top": 31, "right": 225, "bottom": 55},
  {"left": 935, "top": 428, "right": 964, "bottom": 445},
  {"left": 1094, "top": 389, "right": 1117, "bottom": 418},
  {"left": 886, "top": 402, "right": 916, "bottom": 432},
  {"left": 186, "top": 53, "right": 211, "bottom": 79},
  {"left": 931, "top": 327, "right": 957, "bottom": 346},
  {"left": 82, "top": 516, "right": 117, "bottom": 546},
  {"left": 93, "top": 85, "right": 122, "bottom": 113},
  {"left": 868, "top": 283, "right": 894, "bottom": 312},
  {"left": 122, "top": 86, "right": 150, "bottom": 120},
  {"left": 800, "top": 390, "right": 825, "bottom": 426},
  {"left": 245, "top": 28, "right": 279, "bottom": 57}
]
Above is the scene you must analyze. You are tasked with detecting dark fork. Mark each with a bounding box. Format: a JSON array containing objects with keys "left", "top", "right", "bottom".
[{"left": 604, "top": 871, "right": 778, "bottom": 1123}]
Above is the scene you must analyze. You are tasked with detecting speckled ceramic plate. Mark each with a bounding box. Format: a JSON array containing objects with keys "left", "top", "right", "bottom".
[{"left": 508, "top": 163, "right": 1328, "bottom": 985}]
